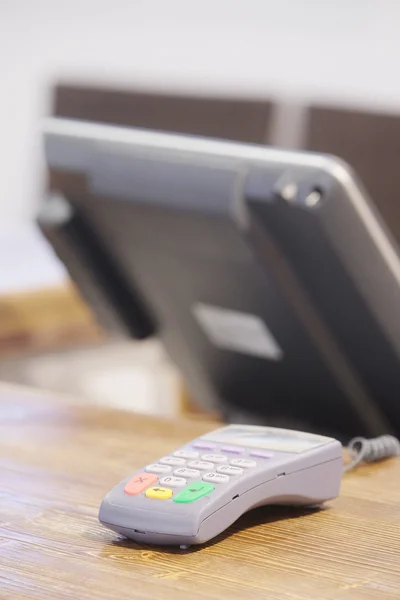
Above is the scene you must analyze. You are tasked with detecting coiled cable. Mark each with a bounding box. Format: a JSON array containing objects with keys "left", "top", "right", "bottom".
[{"left": 344, "top": 435, "right": 400, "bottom": 471}]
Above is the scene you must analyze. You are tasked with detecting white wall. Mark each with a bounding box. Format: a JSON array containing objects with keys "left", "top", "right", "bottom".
[{"left": 2, "top": 0, "right": 400, "bottom": 222}]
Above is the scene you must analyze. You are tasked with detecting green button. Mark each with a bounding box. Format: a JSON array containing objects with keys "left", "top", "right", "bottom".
[{"left": 173, "top": 481, "right": 215, "bottom": 503}]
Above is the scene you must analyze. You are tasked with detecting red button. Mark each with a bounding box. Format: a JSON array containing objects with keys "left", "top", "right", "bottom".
[{"left": 124, "top": 472, "right": 158, "bottom": 495}]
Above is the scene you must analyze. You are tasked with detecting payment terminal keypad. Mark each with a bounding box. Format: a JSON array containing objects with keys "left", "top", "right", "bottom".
[{"left": 124, "top": 443, "right": 273, "bottom": 504}]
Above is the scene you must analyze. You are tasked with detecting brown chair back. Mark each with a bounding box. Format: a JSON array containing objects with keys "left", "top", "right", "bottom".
[
  {"left": 306, "top": 106, "right": 400, "bottom": 243},
  {"left": 53, "top": 83, "right": 273, "bottom": 144}
]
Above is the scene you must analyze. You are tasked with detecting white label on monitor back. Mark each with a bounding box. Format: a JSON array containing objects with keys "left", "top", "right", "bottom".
[{"left": 192, "top": 303, "right": 283, "bottom": 360}]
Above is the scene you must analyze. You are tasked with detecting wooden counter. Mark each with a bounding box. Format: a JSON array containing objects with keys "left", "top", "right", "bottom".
[{"left": 1, "top": 384, "right": 400, "bottom": 599}]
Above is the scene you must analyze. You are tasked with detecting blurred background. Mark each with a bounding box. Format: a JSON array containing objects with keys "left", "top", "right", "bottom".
[{"left": 2, "top": 0, "right": 400, "bottom": 420}]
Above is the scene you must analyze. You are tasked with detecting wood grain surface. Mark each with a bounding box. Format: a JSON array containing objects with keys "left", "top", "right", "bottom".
[
  {"left": 0, "top": 284, "right": 103, "bottom": 357},
  {"left": 1, "top": 384, "right": 400, "bottom": 600}
]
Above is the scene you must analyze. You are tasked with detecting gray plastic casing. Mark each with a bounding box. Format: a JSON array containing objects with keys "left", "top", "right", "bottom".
[{"left": 99, "top": 425, "right": 343, "bottom": 546}]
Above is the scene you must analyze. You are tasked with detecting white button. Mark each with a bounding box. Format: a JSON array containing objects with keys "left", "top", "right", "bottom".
[
  {"left": 187, "top": 460, "right": 214, "bottom": 471},
  {"left": 159, "top": 476, "right": 187, "bottom": 487},
  {"left": 174, "top": 467, "right": 201, "bottom": 478},
  {"left": 203, "top": 472, "right": 230, "bottom": 484},
  {"left": 230, "top": 458, "right": 257, "bottom": 468},
  {"left": 145, "top": 463, "right": 171, "bottom": 474},
  {"left": 201, "top": 454, "right": 228, "bottom": 464},
  {"left": 159, "top": 456, "right": 186, "bottom": 466},
  {"left": 216, "top": 465, "right": 243, "bottom": 476},
  {"left": 173, "top": 450, "right": 199, "bottom": 460}
]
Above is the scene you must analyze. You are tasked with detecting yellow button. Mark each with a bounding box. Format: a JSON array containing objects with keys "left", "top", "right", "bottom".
[{"left": 145, "top": 486, "right": 173, "bottom": 500}]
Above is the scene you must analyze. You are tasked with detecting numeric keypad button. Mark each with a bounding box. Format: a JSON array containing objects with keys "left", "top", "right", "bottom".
[
  {"left": 145, "top": 463, "right": 172, "bottom": 474},
  {"left": 201, "top": 454, "right": 227, "bottom": 464},
  {"left": 159, "top": 456, "right": 186, "bottom": 467},
  {"left": 173, "top": 450, "right": 199, "bottom": 460},
  {"left": 216, "top": 465, "right": 243, "bottom": 476},
  {"left": 187, "top": 460, "right": 214, "bottom": 471},
  {"left": 174, "top": 467, "right": 201, "bottom": 478},
  {"left": 230, "top": 458, "right": 257, "bottom": 468},
  {"left": 159, "top": 476, "right": 187, "bottom": 487},
  {"left": 202, "top": 472, "right": 230, "bottom": 484}
]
